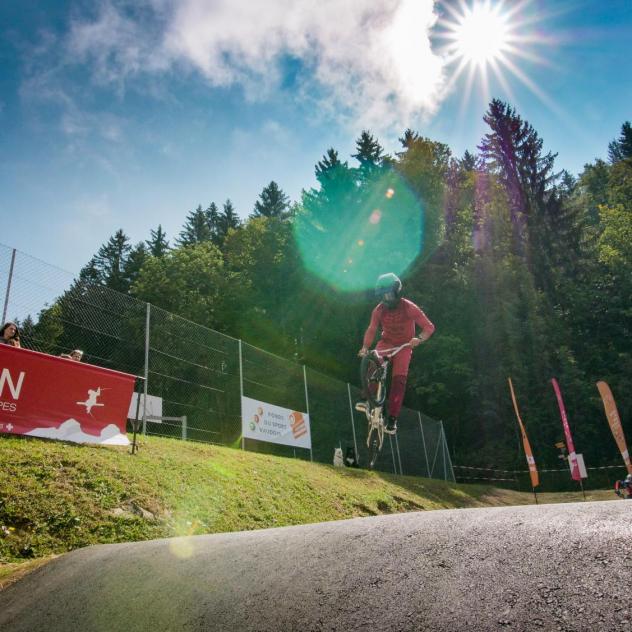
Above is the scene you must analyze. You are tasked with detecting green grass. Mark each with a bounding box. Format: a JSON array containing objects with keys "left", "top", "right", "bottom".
[{"left": 0, "top": 434, "right": 616, "bottom": 574}]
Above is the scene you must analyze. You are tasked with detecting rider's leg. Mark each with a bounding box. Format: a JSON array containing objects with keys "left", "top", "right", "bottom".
[{"left": 387, "top": 348, "right": 413, "bottom": 423}]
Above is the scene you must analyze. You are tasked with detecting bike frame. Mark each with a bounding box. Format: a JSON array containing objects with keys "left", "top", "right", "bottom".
[{"left": 362, "top": 342, "right": 411, "bottom": 467}]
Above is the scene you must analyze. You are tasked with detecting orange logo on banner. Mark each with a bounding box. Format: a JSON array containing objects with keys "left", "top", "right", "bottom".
[
  {"left": 508, "top": 378, "right": 539, "bottom": 488},
  {"left": 597, "top": 381, "right": 632, "bottom": 475},
  {"left": 289, "top": 412, "right": 307, "bottom": 439}
]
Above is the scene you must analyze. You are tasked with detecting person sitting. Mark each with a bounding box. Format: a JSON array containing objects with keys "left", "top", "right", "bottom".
[
  {"left": 0, "top": 322, "right": 21, "bottom": 348},
  {"left": 60, "top": 349, "right": 84, "bottom": 361}
]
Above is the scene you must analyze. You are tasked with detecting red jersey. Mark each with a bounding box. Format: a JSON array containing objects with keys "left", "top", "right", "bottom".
[{"left": 363, "top": 298, "right": 435, "bottom": 348}]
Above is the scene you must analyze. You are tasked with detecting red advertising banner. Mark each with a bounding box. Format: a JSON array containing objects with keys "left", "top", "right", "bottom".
[
  {"left": 596, "top": 381, "right": 632, "bottom": 475},
  {"left": 551, "top": 378, "right": 581, "bottom": 481},
  {"left": 507, "top": 378, "right": 539, "bottom": 488},
  {"left": 0, "top": 345, "right": 135, "bottom": 445}
]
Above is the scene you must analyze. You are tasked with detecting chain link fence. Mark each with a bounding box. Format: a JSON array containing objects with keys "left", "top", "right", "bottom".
[{"left": 1, "top": 243, "right": 454, "bottom": 480}]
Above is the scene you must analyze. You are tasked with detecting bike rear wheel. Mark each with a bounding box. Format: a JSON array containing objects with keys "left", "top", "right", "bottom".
[{"left": 360, "top": 353, "right": 386, "bottom": 407}]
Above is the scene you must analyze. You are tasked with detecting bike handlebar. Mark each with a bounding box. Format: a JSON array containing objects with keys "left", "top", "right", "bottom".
[{"left": 371, "top": 342, "right": 412, "bottom": 359}]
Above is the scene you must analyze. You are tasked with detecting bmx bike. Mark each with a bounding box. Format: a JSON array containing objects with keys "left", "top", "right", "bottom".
[{"left": 357, "top": 342, "right": 410, "bottom": 469}]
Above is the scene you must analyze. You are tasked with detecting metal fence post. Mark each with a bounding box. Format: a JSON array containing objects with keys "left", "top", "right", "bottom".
[
  {"left": 346, "top": 383, "right": 359, "bottom": 463},
  {"left": 440, "top": 420, "right": 456, "bottom": 482},
  {"left": 2, "top": 248, "right": 16, "bottom": 324},
  {"left": 388, "top": 435, "right": 397, "bottom": 473},
  {"left": 142, "top": 302, "right": 150, "bottom": 436},
  {"left": 303, "top": 365, "right": 313, "bottom": 462},
  {"left": 182, "top": 415, "right": 187, "bottom": 441},
  {"left": 441, "top": 421, "right": 448, "bottom": 481},
  {"left": 418, "top": 411, "right": 431, "bottom": 477},
  {"left": 394, "top": 433, "right": 403, "bottom": 476},
  {"left": 239, "top": 339, "right": 244, "bottom": 450}
]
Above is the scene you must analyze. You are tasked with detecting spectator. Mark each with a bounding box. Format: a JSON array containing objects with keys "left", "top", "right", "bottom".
[
  {"left": 614, "top": 474, "right": 632, "bottom": 499},
  {"left": 0, "top": 322, "right": 21, "bottom": 348},
  {"left": 60, "top": 349, "right": 84, "bottom": 361},
  {"left": 344, "top": 446, "right": 359, "bottom": 468}
]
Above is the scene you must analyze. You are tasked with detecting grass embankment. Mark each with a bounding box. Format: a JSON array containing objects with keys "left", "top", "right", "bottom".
[{"left": 0, "top": 434, "right": 614, "bottom": 585}]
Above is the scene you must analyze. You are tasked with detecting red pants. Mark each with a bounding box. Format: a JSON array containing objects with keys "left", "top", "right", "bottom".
[{"left": 375, "top": 341, "right": 412, "bottom": 418}]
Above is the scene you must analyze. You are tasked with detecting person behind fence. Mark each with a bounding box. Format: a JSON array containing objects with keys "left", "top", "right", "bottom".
[
  {"left": 344, "top": 446, "right": 359, "bottom": 468},
  {"left": 358, "top": 273, "right": 435, "bottom": 434},
  {"left": 0, "top": 322, "right": 21, "bottom": 348},
  {"left": 60, "top": 349, "right": 84, "bottom": 361},
  {"left": 614, "top": 474, "right": 632, "bottom": 499}
]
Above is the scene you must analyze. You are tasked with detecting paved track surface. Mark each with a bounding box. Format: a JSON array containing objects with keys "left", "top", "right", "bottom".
[{"left": 1, "top": 501, "right": 631, "bottom": 631}]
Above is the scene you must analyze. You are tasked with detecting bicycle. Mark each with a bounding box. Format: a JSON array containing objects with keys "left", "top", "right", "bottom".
[{"left": 356, "top": 342, "right": 411, "bottom": 469}]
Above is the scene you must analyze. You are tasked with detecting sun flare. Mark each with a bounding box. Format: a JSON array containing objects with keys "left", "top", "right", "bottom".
[
  {"left": 435, "top": 0, "right": 555, "bottom": 113},
  {"left": 452, "top": 2, "right": 510, "bottom": 66}
]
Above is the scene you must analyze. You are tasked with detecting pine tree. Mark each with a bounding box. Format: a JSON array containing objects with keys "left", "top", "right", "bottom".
[
  {"left": 77, "top": 257, "right": 101, "bottom": 285},
  {"left": 94, "top": 229, "right": 132, "bottom": 292},
  {"left": 215, "top": 199, "right": 241, "bottom": 244},
  {"left": 124, "top": 242, "right": 148, "bottom": 288},
  {"left": 608, "top": 121, "right": 632, "bottom": 163},
  {"left": 146, "top": 225, "right": 170, "bottom": 257},
  {"left": 396, "top": 129, "right": 420, "bottom": 156},
  {"left": 352, "top": 130, "right": 385, "bottom": 178},
  {"left": 251, "top": 181, "right": 290, "bottom": 219},
  {"left": 205, "top": 202, "right": 222, "bottom": 245},
  {"left": 478, "top": 98, "right": 558, "bottom": 259},
  {"left": 460, "top": 150, "right": 479, "bottom": 172},
  {"left": 579, "top": 159, "right": 610, "bottom": 224},
  {"left": 177, "top": 205, "right": 212, "bottom": 247}
]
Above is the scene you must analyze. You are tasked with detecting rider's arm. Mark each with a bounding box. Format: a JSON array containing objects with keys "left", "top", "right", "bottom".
[
  {"left": 361, "top": 305, "right": 382, "bottom": 350},
  {"left": 408, "top": 302, "right": 435, "bottom": 344}
]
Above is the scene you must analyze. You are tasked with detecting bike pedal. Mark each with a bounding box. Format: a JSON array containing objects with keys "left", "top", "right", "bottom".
[{"left": 384, "top": 427, "right": 397, "bottom": 435}]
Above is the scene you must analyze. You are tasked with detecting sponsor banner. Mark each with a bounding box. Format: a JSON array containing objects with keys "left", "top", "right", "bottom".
[
  {"left": 128, "top": 393, "right": 163, "bottom": 420},
  {"left": 575, "top": 454, "right": 588, "bottom": 479},
  {"left": 551, "top": 378, "right": 581, "bottom": 481},
  {"left": 507, "top": 378, "right": 539, "bottom": 488},
  {"left": 596, "top": 381, "right": 632, "bottom": 475},
  {"left": 0, "top": 345, "right": 135, "bottom": 446},
  {"left": 241, "top": 396, "right": 311, "bottom": 450}
]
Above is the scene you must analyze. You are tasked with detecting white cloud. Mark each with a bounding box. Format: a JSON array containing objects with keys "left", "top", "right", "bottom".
[{"left": 64, "top": 0, "right": 446, "bottom": 130}]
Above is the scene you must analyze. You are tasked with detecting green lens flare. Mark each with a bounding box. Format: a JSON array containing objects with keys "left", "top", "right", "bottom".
[{"left": 294, "top": 169, "right": 424, "bottom": 291}]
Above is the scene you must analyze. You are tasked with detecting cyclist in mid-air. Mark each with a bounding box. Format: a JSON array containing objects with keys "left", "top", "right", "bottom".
[{"left": 358, "top": 273, "right": 435, "bottom": 433}]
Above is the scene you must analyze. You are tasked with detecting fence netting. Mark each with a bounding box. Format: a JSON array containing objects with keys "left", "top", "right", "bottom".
[{"left": 1, "top": 243, "right": 454, "bottom": 480}]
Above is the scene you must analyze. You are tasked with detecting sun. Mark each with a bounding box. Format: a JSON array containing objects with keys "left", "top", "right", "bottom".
[
  {"left": 435, "top": 0, "right": 554, "bottom": 111},
  {"left": 451, "top": 2, "right": 510, "bottom": 67}
]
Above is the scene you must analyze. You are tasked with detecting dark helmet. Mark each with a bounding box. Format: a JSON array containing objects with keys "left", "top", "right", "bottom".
[{"left": 375, "top": 273, "right": 402, "bottom": 308}]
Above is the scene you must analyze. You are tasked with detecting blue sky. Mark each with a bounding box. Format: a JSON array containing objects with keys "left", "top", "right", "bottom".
[{"left": 1, "top": 0, "right": 631, "bottom": 274}]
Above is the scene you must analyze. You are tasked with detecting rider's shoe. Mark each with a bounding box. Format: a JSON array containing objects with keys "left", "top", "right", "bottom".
[
  {"left": 355, "top": 401, "right": 368, "bottom": 413},
  {"left": 385, "top": 415, "right": 398, "bottom": 434}
]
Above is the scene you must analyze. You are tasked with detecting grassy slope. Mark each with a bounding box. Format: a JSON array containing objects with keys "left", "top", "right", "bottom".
[{"left": 0, "top": 434, "right": 615, "bottom": 574}]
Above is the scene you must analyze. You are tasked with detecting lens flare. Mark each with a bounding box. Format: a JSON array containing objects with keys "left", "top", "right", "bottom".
[
  {"left": 369, "top": 210, "right": 382, "bottom": 225},
  {"left": 169, "top": 536, "right": 195, "bottom": 559},
  {"left": 294, "top": 169, "right": 424, "bottom": 292}
]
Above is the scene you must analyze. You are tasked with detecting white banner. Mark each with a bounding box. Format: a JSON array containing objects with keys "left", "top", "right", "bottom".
[
  {"left": 241, "top": 396, "right": 311, "bottom": 450},
  {"left": 127, "top": 393, "right": 163, "bottom": 420}
]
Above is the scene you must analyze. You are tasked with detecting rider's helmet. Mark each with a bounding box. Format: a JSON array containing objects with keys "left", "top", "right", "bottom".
[
  {"left": 626, "top": 474, "right": 632, "bottom": 483},
  {"left": 375, "top": 273, "right": 402, "bottom": 309}
]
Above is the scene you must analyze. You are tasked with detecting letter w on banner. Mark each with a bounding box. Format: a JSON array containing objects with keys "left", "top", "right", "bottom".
[
  {"left": 507, "top": 378, "right": 539, "bottom": 488},
  {"left": 551, "top": 378, "right": 581, "bottom": 481},
  {"left": 597, "top": 381, "right": 632, "bottom": 475}
]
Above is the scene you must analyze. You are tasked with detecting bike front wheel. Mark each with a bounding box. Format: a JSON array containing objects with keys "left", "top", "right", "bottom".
[
  {"left": 367, "top": 425, "right": 382, "bottom": 469},
  {"left": 360, "top": 353, "right": 386, "bottom": 407}
]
